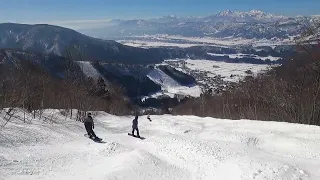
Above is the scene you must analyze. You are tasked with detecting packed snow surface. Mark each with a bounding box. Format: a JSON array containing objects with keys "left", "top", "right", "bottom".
[{"left": 1, "top": 109, "right": 320, "bottom": 180}]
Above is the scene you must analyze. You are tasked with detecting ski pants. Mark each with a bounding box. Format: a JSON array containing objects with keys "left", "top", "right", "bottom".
[
  {"left": 85, "top": 122, "right": 97, "bottom": 138},
  {"left": 132, "top": 127, "right": 140, "bottom": 137}
]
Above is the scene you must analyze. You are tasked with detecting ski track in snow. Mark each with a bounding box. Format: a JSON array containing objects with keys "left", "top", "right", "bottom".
[{"left": 1, "top": 109, "right": 320, "bottom": 180}]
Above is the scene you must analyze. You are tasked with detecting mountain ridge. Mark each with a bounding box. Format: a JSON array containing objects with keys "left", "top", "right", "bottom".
[
  {"left": 0, "top": 23, "right": 163, "bottom": 64},
  {"left": 81, "top": 10, "right": 318, "bottom": 39},
  {"left": 116, "top": 10, "right": 305, "bottom": 22}
]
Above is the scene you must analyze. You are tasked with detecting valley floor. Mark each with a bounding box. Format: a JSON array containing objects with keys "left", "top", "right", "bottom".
[{"left": 1, "top": 110, "right": 320, "bottom": 180}]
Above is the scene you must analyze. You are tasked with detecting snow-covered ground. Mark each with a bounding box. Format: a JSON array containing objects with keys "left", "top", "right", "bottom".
[
  {"left": 1, "top": 109, "right": 320, "bottom": 180},
  {"left": 117, "top": 35, "right": 294, "bottom": 48},
  {"left": 118, "top": 40, "right": 202, "bottom": 48},
  {"left": 166, "top": 59, "right": 271, "bottom": 83},
  {"left": 207, "top": 53, "right": 282, "bottom": 61},
  {"left": 160, "top": 35, "right": 294, "bottom": 47},
  {"left": 146, "top": 68, "right": 202, "bottom": 98},
  {"left": 185, "top": 59, "right": 271, "bottom": 82}
]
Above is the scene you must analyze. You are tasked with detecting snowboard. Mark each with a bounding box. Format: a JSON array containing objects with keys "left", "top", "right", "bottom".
[
  {"left": 128, "top": 133, "right": 145, "bottom": 140},
  {"left": 84, "top": 134, "right": 104, "bottom": 143}
]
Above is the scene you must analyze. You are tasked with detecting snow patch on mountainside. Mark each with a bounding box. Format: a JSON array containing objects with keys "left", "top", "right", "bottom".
[
  {"left": 147, "top": 69, "right": 181, "bottom": 88},
  {"left": 77, "top": 61, "right": 101, "bottom": 78},
  {"left": 147, "top": 69, "right": 201, "bottom": 97}
]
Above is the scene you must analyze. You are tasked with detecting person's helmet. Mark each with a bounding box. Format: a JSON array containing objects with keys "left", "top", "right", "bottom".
[{"left": 88, "top": 112, "right": 92, "bottom": 116}]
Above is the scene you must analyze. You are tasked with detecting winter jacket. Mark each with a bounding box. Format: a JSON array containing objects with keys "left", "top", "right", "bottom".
[
  {"left": 132, "top": 116, "right": 138, "bottom": 129},
  {"left": 84, "top": 116, "right": 94, "bottom": 124}
]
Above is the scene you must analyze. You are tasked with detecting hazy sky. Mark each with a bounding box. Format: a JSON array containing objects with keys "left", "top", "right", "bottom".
[{"left": 1, "top": 0, "right": 319, "bottom": 29}]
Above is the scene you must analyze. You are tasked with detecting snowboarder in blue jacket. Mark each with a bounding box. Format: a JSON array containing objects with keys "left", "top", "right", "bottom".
[{"left": 132, "top": 115, "right": 140, "bottom": 138}]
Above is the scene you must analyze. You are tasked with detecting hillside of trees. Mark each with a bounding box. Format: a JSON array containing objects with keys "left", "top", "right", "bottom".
[
  {"left": 0, "top": 50, "right": 132, "bottom": 120},
  {"left": 173, "top": 41, "right": 320, "bottom": 125}
]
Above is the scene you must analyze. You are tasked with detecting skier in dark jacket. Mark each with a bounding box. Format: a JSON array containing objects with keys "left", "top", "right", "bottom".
[
  {"left": 84, "top": 113, "right": 98, "bottom": 140},
  {"left": 132, "top": 115, "right": 140, "bottom": 137}
]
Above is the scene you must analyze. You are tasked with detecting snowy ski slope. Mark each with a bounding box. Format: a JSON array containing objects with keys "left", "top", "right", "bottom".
[
  {"left": 1, "top": 109, "right": 320, "bottom": 180},
  {"left": 147, "top": 69, "right": 181, "bottom": 88},
  {"left": 76, "top": 61, "right": 101, "bottom": 78},
  {"left": 147, "top": 69, "right": 202, "bottom": 97}
]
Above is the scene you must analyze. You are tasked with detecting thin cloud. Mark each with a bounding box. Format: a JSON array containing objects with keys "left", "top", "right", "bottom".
[
  {"left": 29, "top": 19, "right": 112, "bottom": 30},
  {"left": 50, "top": 19, "right": 111, "bottom": 24}
]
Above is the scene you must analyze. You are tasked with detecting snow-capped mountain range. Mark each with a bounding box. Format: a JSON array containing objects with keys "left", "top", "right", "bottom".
[
  {"left": 207, "top": 10, "right": 287, "bottom": 22},
  {"left": 82, "top": 10, "right": 319, "bottom": 40}
]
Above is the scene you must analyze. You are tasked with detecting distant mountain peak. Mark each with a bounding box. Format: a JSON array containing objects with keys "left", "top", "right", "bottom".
[
  {"left": 212, "top": 9, "right": 288, "bottom": 21},
  {"left": 216, "top": 9, "right": 268, "bottom": 17},
  {"left": 168, "top": 15, "right": 177, "bottom": 18},
  {"left": 249, "top": 10, "right": 266, "bottom": 15},
  {"left": 156, "top": 15, "right": 179, "bottom": 20},
  {"left": 217, "top": 10, "right": 235, "bottom": 16},
  {"left": 110, "top": 19, "right": 122, "bottom": 23},
  {"left": 81, "top": 9, "right": 312, "bottom": 40}
]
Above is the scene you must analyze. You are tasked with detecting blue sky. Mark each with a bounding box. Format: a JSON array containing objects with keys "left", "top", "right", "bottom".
[{"left": 1, "top": 0, "right": 319, "bottom": 29}]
